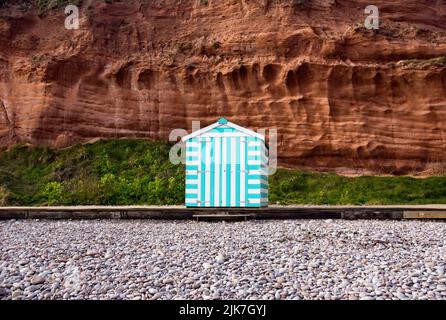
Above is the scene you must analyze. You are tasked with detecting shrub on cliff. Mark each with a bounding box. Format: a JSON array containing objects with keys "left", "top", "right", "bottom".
[
  {"left": 268, "top": 169, "right": 446, "bottom": 205},
  {"left": 291, "top": 0, "right": 311, "bottom": 8},
  {"left": 0, "top": 186, "right": 11, "bottom": 205},
  {"left": 0, "top": 139, "right": 184, "bottom": 206},
  {"left": 0, "top": 0, "right": 80, "bottom": 11},
  {"left": 40, "top": 181, "right": 64, "bottom": 205},
  {"left": 393, "top": 56, "right": 446, "bottom": 69}
]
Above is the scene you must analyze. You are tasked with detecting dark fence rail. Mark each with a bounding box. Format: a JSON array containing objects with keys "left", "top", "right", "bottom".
[{"left": 0, "top": 206, "right": 446, "bottom": 220}]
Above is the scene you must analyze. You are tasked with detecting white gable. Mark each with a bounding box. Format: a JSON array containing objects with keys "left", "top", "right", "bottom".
[{"left": 182, "top": 118, "right": 264, "bottom": 142}]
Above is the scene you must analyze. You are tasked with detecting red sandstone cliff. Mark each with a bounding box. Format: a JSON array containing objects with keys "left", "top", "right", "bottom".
[{"left": 0, "top": 0, "right": 445, "bottom": 175}]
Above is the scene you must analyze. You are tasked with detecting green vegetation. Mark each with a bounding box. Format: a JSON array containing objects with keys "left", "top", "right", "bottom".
[
  {"left": 211, "top": 41, "right": 221, "bottom": 50},
  {"left": 0, "top": 185, "right": 11, "bottom": 205},
  {"left": 36, "top": 0, "right": 70, "bottom": 11},
  {"left": 292, "top": 0, "right": 311, "bottom": 8},
  {"left": 392, "top": 56, "right": 446, "bottom": 69},
  {"left": 177, "top": 42, "right": 193, "bottom": 53},
  {"left": 31, "top": 54, "right": 46, "bottom": 65},
  {"left": 0, "top": 140, "right": 184, "bottom": 206},
  {"left": 269, "top": 169, "right": 446, "bottom": 205},
  {"left": 0, "top": 139, "right": 445, "bottom": 206},
  {"left": 0, "top": 0, "right": 80, "bottom": 11}
]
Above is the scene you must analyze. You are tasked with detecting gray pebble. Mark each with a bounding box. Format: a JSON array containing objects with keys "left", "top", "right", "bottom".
[{"left": 0, "top": 219, "right": 445, "bottom": 300}]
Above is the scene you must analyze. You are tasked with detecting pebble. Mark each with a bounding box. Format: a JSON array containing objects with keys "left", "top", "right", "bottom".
[
  {"left": 30, "top": 276, "right": 45, "bottom": 285},
  {"left": 215, "top": 255, "right": 225, "bottom": 264},
  {"left": 151, "top": 292, "right": 162, "bottom": 300},
  {"left": 0, "top": 219, "right": 445, "bottom": 300},
  {"left": 162, "top": 278, "right": 174, "bottom": 285},
  {"left": 276, "top": 277, "right": 285, "bottom": 284},
  {"left": 0, "top": 288, "right": 8, "bottom": 298},
  {"left": 85, "top": 250, "right": 98, "bottom": 256},
  {"left": 11, "top": 290, "right": 23, "bottom": 299}
]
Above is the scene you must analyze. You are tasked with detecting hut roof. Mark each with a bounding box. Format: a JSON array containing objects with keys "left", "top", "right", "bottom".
[{"left": 182, "top": 118, "right": 265, "bottom": 142}]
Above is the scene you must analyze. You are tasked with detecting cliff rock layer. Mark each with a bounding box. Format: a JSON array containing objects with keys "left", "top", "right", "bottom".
[{"left": 1, "top": 0, "right": 446, "bottom": 174}]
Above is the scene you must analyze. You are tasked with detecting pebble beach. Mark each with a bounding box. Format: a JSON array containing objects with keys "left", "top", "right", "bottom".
[{"left": 0, "top": 219, "right": 445, "bottom": 300}]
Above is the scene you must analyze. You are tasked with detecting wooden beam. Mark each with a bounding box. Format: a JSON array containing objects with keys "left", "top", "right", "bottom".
[{"left": 403, "top": 211, "right": 446, "bottom": 219}]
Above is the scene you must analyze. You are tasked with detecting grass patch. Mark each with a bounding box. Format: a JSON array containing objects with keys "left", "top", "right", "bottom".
[
  {"left": 269, "top": 169, "right": 446, "bottom": 205},
  {"left": 391, "top": 56, "right": 446, "bottom": 69},
  {"left": 0, "top": 140, "right": 184, "bottom": 206},
  {"left": 0, "top": 139, "right": 445, "bottom": 206},
  {"left": 0, "top": 0, "right": 80, "bottom": 12}
]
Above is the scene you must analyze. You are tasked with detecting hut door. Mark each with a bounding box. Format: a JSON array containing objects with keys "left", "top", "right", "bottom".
[{"left": 197, "top": 136, "right": 248, "bottom": 207}]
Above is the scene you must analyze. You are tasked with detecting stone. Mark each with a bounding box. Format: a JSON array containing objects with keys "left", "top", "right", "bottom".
[
  {"left": 202, "top": 263, "right": 212, "bottom": 270},
  {"left": 148, "top": 288, "right": 158, "bottom": 295},
  {"left": 12, "top": 290, "right": 23, "bottom": 299},
  {"left": 162, "top": 278, "right": 174, "bottom": 285},
  {"left": 86, "top": 250, "right": 98, "bottom": 256},
  {"left": 0, "top": 219, "right": 445, "bottom": 300},
  {"left": 215, "top": 255, "right": 225, "bottom": 264},
  {"left": 0, "top": 288, "right": 8, "bottom": 298},
  {"left": 30, "top": 276, "right": 45, "bottom": 285},
  {"left": 151, "top": 293, "right": 162, "bottom": 300}
]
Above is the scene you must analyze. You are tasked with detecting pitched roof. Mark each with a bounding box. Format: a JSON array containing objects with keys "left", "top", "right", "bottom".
[{"left": 182, "top": 118, "right": 265, "bottom": 141}]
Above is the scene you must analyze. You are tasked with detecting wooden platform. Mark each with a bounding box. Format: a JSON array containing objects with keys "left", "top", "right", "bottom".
[
  {"left": 0, "top": 205, "right": 446, "bottom": 220},
  {"left": 193, "top": 213, "right": 256, "bottom": 221},
  {"left": 403, "top": 211, "right": 446, "bottom": 219}
]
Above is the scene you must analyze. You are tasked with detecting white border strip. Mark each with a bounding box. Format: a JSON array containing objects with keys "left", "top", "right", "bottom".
[
  {"left": 214, "top": 137, "right": 221, "bottom": 207},
  {"left": 222, "top": 137, "right": 227, "bottom": 207},
  {"left": 247, "top": 188, "right": 268, "bottom": 194},
  {"left": 240, "top": 137, "right": 246, "bottom": 205},
  {"left": 230, "top": 137, "right": 236, "bottom": 207},
  {"left": 197, "top": 138, "right": 202, "bottom": 207},
  {"left": 247, "top": 160, "right": 261, "bottom": 166},
  {"left": 205, "top": 140, "right": 211, "bottom": 207}
]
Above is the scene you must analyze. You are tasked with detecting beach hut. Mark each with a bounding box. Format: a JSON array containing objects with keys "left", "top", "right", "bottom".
[{"left": 182, "top": 118, "right": 268, "bottom": 207}]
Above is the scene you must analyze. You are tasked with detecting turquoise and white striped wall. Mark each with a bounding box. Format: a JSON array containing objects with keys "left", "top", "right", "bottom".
[{"left": 182, "top": 118, "right": 268, "bottom": 208}]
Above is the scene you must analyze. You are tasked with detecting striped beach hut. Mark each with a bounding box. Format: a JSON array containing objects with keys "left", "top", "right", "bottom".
[{"left": 182, "top": 118, "right": 268, "bottom": 207}]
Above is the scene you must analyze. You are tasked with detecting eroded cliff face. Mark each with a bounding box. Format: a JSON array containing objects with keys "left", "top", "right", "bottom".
[{"left": 0, "top": 0, "right": 445, "bottom": 175}]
